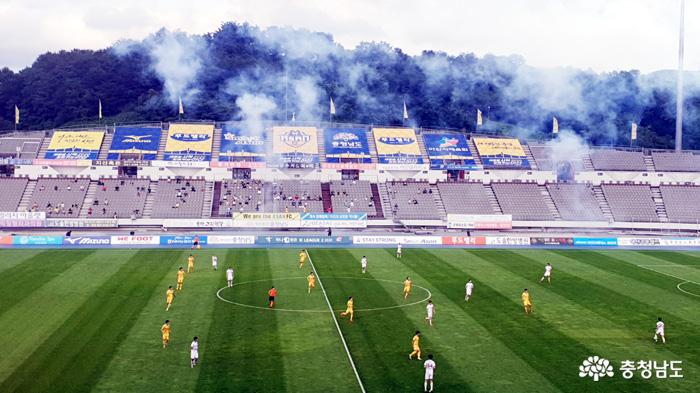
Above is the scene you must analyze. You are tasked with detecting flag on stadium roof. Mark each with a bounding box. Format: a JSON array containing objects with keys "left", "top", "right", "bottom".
[
  {"left": 98, "top": 99, "right": 103, "bottom": 120},
  {"left": 14, "top": 105, "right": 19, "bottom": 125},
  {"left": 477, "top": 109, "right": 483, "bottom": 126},
  {"left": 178, "top": 97, "right": 184, "bottom": 115},
  {"left": 403, "top": 101, "right": 408, "bottom": 120},
  {"left": 631, "top": 122, "right": 638, "bottom": 140},
  {"left": 552, "top": 116, "right": 559, "bottom": 134},
  {"left": 330, "top": 97, "right": 336, "bottom": 115}
]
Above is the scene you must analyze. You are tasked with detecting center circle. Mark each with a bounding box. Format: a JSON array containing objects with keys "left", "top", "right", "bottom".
[
  {"left": 216, "top": 276, "right": 432, "bottom": 313},
  {"left": 677, "top": 281, "right": 700, "bottom": 298}
]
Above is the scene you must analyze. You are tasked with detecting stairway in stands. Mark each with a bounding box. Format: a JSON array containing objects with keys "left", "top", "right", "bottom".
[
  {"left": 17, "top": 180, "right": 37, "bottom": 211},
  {"left": 211, "top": 128, "right": 222, "bottom": 161},
  {"left": 591, "top": 185, "right": 614, "bottom": 221},
  {"left": 79, "top": 182, "right": 99, "bottom": 218},
  {"left": 210, "top": 181, "right": 222, "bottom": 217},
  {"left": 97, "top": 133, "right": 113, "bottom": 160},
  {"left": 523, "top": 144, "right": 539, "bottom": 170},
  {"left": 366, "top": 129, "right": 379, "bottom": 163},
  {"left": 582, "top": 153, "right": 595, "bottom": 171},
  {"left": 415, "top": 131, "right": 430, "bottom": 163},
  {"left": 431, "top": 184, "right": 447, "bottom": 220},
  {"left": 467, "top": 139, "right": 483, "bottom": 166},
  {"left": 201, "top": 181, "right": 214, "bottom": 218},
  {"left": 317, "top": 130, "right": 326, "bottom": 163},
  {"left": 321, "top": 183, "right": 332, "bottom": 213},
  {"left": 156, "top": 129, "right": 168, "bottom": 160},
  {"left": 650, "top": 186, "right": 669, "bottom": 222},
  {"left": 538, "top": 184, "right": 561, "bottom": 220},
  {"left": 484, "top": 184, "right": 504, "bottom": 214},
  {"left": 644, "top": 154, "right": 656, "bottom": 172},
  {"left": 369, "top": 183, "right": 385, "bottom": 218},
  {"left": 377, "top": 182, "right": 394, "bottom": 219},
  {"left": 142, "top": 181, "right": 158, "bottom": 217},
  {"left": 37, "top": 136, "right": 52, "bottom": 158}
]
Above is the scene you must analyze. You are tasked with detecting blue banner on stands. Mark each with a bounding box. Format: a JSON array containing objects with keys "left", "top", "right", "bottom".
[
  {"left": 12, "top": 235, "right": 64, "bottom": 245},
  {"left": 573, "top": 237, "right": 618, "bottom": 246},
  {"left": 160, "top": 235, "right": 208, "bottom": 246},
  {"left": 219, "top": 125, "right": 266, "bottom": 162},
  {"left": 481, "top": 157, "right": 531, "bottom": 169},
  {"left": 255, "top": 236, "right": 352, "bottom": 245},
  {"left": 107, "top": 127, "right": 161, "bottom": 160},
  {"left": 324, "top": 128, "right": 371, "bottom": 162},
  {"left": 63, "top": 236, "right": 111, "bottom": 246}
]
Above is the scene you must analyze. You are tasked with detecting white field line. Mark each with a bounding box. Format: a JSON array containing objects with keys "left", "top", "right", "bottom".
[
  {"left": 635, "top": 264, "right": 700, "bottom": 298},
  {"left": 307, "top": 250, "right": 366, "bottom": 393}
]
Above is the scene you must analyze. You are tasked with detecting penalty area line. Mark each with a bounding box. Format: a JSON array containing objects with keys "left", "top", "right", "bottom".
[
  {"left": 307, "top": 250, "right": 366, "bottom": 393},
  {"left": 636, "top": 264, "right": 700, "bottom": 297}
]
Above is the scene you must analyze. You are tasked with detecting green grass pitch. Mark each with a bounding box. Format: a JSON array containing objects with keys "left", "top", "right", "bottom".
[{"left": 0, "top": 247, "right": 698, "bottom": 392}]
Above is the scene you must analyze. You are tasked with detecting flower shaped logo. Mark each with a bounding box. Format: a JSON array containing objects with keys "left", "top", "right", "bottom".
[{"left": 579, "top": 356, "right": 614, "bottom": 381}]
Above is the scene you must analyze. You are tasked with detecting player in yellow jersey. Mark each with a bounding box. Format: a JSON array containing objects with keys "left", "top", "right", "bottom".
[
  {"left": 307, "top": 272, "right": 316, "bottom": 293},
  {"left": 187, "top": 254, "right": 195, "bottom": 273},
  {"left": 176, "top": 267, "right": 185, "bottom": 291},
  {"left": 299, "top": 249, "right": 307, "bottom": 269},
  {"left": 340, "top": 296, "right": 354, "bottom": 322},
  {"left": 521, "top": 288, "right": 532, "bottom": 314},
  {"left": 403, "top": 276, "right": 413, "bottom": 299},
  {"left": 165, "top": 285, "right": 175, "bottom": 311},
  {"left": 409, "top": 331, "right": 422, "bottom": 360},
  {"left": 161, "top": 320, "right": 171, "bottom": 348}
]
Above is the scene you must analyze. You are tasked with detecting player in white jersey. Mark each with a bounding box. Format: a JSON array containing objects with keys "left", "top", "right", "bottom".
[
  {"left": 190, "top": 336, "right": 199, "bottom": 368},
  {"left": 425, "top": 300, "right": 435, "bottom": 326},
  {"left": 465, "top": 279, "right": 474, "bottom": 302},
  {"left": 539, "top": 263, "right": 552, "bottom": 284},
  {"left": 423, "top": 354, "right": 436, "bottom": 392},
  {"left": 654, "top": 317, "right": 666, "bottom": 344},
  {"left": 212, "top": 255, "right": 218, "bottom": 271},
  {"left": 361, "top": 256, "right": 368, "bottom": 274},
  {"left": 226, "top": 267, "right": 235, "bottom": 288},
  {"left": 396, "top": 243, "right": 403, "bottom": 259}
]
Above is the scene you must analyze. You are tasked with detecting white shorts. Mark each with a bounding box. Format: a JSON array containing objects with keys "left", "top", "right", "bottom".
[
  {"left": 425, "top": 370, "right": 433, "bottom": 380},
  {"left": 191, "top": 350, "right": 199, "bottom": 359},
  {"left": 227, "top": 276, "right": 234, "bottom": 281},
  {"left": 466, "top": 290, "right": 473, "bottom": 296},
  {"left": 361, "top": 263, "right": 367, "bottom": 268},
  {"left": 427, "top": 312, "right": 433, "bottom": 319},
  {"left": 544, "top": 271, "right": 551, "bottom": 277},
  {"left": 656, "top": 329, "right": 665, "bottom": 336}
]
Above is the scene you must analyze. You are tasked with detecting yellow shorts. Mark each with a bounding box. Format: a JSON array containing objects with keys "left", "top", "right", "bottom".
[
  {"left": 345, "top": 308, "right": 353, "bottom": 314},
  {"left": 309, "top": 282, "right": 315, "bottom": 287},
  {"left": 167, "top": 298, "right": 173, "bottom": 304},
  {"left": 163, "top": 334, "right": 170, "bottom": 341},
  {"left": 413, "top": 346, "right": 420, "bottom": 351},
  {"left": 523, "top": 302, "right": 531, "bottom": 307}
]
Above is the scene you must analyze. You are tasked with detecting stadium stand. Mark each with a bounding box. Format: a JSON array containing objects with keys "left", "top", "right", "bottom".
[
  {"left": 151, "top": 179, "right": 207, "bottom": 218},
  {"left": 659, "top": 185, "right": 700, "bottom": 223},
  {"left": 0, "top": 177, "right": 29, "bottom": 211},
  {"left": 436, "top": 182, "right": 496, "bottom": 215},
  {"left": 267, "top": 180, "right": 324, "bottom": 213},
  {"left": 491, "top": 183, "right": 555, "bottom": 221},
  {"left": 590, "top": 150, "right": 646, "bottom": 171},
  {"left": 28, "top": 178, "right": 90, "bottom": 217},
  {"left": 546, "top": 183, "right": 606, "bottom": 221},
  {"left": 90, "top": 178, "right": 150, "bottom": 218},
  {"left": 528, "top": 145, "right": 584, "bottom": 171},
  {"left": 601, "top": 184, "right": 659, "bottom": 222},
  {"left": 215, "top": 179, "right": 265, "bottom": 216},
  {"left": 386, "top": 181, "right": 440, "bottom": 220},
  {"left": 0, "top": 137, "right": 42, "bottom": 159},
  {"left": 329, "top": 180, "right": 379, "bottom": 216},
  {"left": 651, "top": 152, "right": 700, "bottom": 172}
]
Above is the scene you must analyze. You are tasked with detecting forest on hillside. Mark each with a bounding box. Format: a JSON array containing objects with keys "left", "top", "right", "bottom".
[{"left": 0, "top": 22, "right": 699, "bottom": 149}]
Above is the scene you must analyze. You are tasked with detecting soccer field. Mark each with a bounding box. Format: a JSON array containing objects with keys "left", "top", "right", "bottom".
[{"left": 0, "top": 248, "right": 698, "bottom": 392}]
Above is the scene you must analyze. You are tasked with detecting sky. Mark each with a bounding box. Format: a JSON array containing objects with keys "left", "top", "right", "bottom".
[{"left": 0, "top": 0, "right": 697, "bottom": 73}]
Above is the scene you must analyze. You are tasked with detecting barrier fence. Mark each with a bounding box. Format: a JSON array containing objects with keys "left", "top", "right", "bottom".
[{"left": 4, "top": 234, "right": 700, "bottom": 248}]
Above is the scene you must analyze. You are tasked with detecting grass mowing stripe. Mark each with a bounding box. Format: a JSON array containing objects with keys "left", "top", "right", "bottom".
[
  {"left": 0, "top": 249, "right": 95, "bottom": 318},
  {"left": 0, "top": 249, "right": 179, "bottom": 393},
  {"left": 312, "top": 248, "right": 472, "bottom": 392},
  {"left": 0, "top": 249, "right": 43, "bottom": 274},
  {"left": 636, "top": 251, "right": 700, "bottom": 267},
  {"left": 478, "top": 250, "right": 700, "bottom": 366},
  {"left": 307, "top": 250, "right": 365, "bottom": 393},
  {"left": 404, "top": 248, "right": 648, "bottom": 393},
  {"left": 195, "top": 249, "right": 288, "bottom": 393}
]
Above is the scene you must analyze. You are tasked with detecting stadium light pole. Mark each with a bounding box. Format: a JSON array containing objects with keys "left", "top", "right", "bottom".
[{"left": 675, "top": 0, "right": 685, "bottom": 152}]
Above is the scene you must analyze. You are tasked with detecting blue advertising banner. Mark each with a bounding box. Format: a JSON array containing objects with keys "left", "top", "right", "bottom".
[
  {"left": 301, "top": 213, "right": 367, "bottom": 221},
  {"left": 12, "top": 235, "right": 64, "bottom": 245},
  {"left": 255, "top": 236, "right": 352, "bottom": 246},
  {"left": 160, "top": 235, "right": 208, "bottom": 246},
  {"left": 324, "top": 128, "right": 371, "bottom": 163},
  {"left": 573, "top": 237, "right": 618, "bottom": 247},
  {"left": 423, "top": 133, "right": 479, "bottom": 170},
  {"left": 107, "top": 127, "right": 162, "bottom": 160},
  {"left": 481, "top": 157, "right": 531, "bottom": 169},
  {"left": 63, "top": 236, "right": 111, "bottom": 246},
  {"left": 219, "top": 125, "right": 266, "bottom": 162},
  {"left": 378, "top": 155, "right": 424, "bottom": 165}
]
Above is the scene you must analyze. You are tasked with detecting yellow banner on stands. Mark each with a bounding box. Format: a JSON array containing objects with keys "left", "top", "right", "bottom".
[
  {"left": 473, "top": 137, "right": 526, "bottom": 157},
  {"left": 164, "top": 123, "right": 214, "bottom": 154},
  {"left": 372, "top": 128, "right": 420, "bottom": 156}
]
